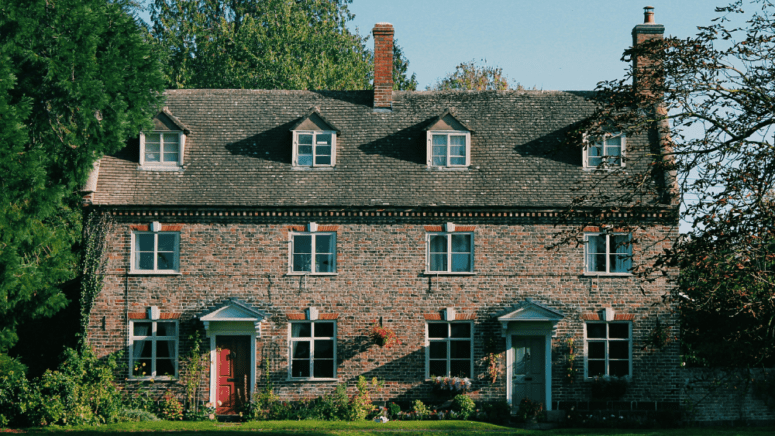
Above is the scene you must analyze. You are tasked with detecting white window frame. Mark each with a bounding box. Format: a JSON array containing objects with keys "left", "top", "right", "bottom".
[
  {"left": 583, "top": 232, "right": 632, "bottom": 275},
  {"left": 425, "top": 321, "right": 474, "bottom": 379},
  {"left": 288, "top": 231, "right": 337, "bottom": 275},
  {"left": 583, "top": 133, "right": 625, "bottom": 169},
  {"left": 128, "top": 319, "right": 179, "bottom": 380},
  {"left": 292, "top": 130, "right": 337, "bottom": 167},
  {"left": 130, "top": 231, "right": 180, "bottom": 274},
  {"left": 288, "top": 321, "right": 337, "bottom": 381},
  {"left": 584, "top": 321, "right": 632, "bottom": 379},
  {"left": 425, "top": 232, "right": 474, "bottom": 274},
  {"left": 139, "top": 131, "right": 186, "bottom": 167},
  {"left": 426, "top": 130, "right": 471, "bottom": 168}
]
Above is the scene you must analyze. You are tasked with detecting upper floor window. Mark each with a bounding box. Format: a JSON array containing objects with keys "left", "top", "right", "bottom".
[
  {"left": 289, "top": 321, "right": 336, "bottom": 380},
  {"left": 140, "top": 131, "right": 185, "bottom": 167},
  {"left": 290, "top": 230, "right": 336, "bottom": 274},
  {"left": 132, "top": 231, "right": 180, "bottom": 273},
  {"left": 584, "top": 133, "right": 625, "bottom": 169},
  {"left": 426, "top": 321, "right": 473, "bottom": 378},
  {"left": 585, "top": 322, "right": 631, "bottom": 378},
  {"left": 429, "top": 132, "right": 471, "bottom": 167},
  {"left": 293, "top": 131, "right": 336, "bottom": 167},
  {"left": 129, "top": 320, "right": 178, "bottom": 379},
  {"left": 584, "top": 233, "right": 631, "bottom": 275},
  {"left": 427, "top": 230, "right": 474, "bottom": 274}
]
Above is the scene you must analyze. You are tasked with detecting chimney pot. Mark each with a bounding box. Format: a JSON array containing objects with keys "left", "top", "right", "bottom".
[
  {"left": 372, "top": 22, "right": 394, "bottom": 110},
  {"left": 644, "top": 6, "right": 655, "bottom": 24}
]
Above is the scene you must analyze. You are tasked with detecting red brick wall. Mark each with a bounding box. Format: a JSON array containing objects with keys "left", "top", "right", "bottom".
[{"left": 88, "top": 217, "right": 679, "bottom": 405}]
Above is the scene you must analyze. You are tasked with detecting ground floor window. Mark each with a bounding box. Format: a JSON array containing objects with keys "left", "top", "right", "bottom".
[
  {"left": 289, "top": 321, "right": 336, "bottom": 379},
  {"left": 129, "top": 320, "right": 178, "bottom": 378},
  {"left": 426, "top": 322, "right": 473, "bottom": 378},
  {"left": 585, "top": 322, "right": 631, "bottom": 377}
]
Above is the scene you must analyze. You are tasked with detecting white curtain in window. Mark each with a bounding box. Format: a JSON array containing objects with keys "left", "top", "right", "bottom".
[{"left": 133, "top": 324, "right": 150, "bottom": 359}]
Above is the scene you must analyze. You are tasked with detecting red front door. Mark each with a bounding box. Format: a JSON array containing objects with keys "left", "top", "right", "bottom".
[{"left": 216, "top": 336, "right": 250, "bottom": 415}]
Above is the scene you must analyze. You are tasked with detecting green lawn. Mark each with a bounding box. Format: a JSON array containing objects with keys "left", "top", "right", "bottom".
[{"left": 15, "top": 421, "right": 775, "bottom": 436}]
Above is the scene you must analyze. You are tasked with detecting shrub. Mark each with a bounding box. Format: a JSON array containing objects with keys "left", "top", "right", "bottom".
[
  {"left": 387, "top": 402, "right": 401, "bottom": 419},
  {"left": 515, "top": 397, "right": 544, "bottom": 422},
  {"left": 411, "top": 399, "right": 429, "bottom": 419},
  {"left": 117, "top": 408, "right": 160, "bottom": 422},
  {"left": 156, "top": 391, "right": 184, "bottom": 421},
  {"left": 346, "top": 376, "right": 381, "bottom": 421},
  {"left": 451, "top": 394, "right": 475, "bottom": 420},
  {"left": 480, "top": 399, "right": 511, "bottom": 424},
  {"left": 0, "top": 357, "right": 32, "bottom": 428}
]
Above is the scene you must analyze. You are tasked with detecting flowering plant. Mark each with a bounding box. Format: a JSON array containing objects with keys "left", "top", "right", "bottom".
[
  {"left": 431, "top": 376, "right": 472, "bottom": 393},
  {"left": 370, "top": 324, "right": 401, "bottom": 348}
]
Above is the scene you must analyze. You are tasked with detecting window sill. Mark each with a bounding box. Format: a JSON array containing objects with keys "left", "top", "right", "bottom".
[
  {"left": 427, "top": 166, "right": 471, "bottom": 171},
  {"left": 129, "top": 271, "right": 182, "bottom": 276},
  {"left": 286, "top": 272, "right": 339, "bottom": 276},
  {"left": 288, "top": 377, "right": 339, "bottom": 382},
  {"left": 137, "top": 165, "right": 183, "bottom": 172},
  {"left": 291, "top": 166, "right": 335, "bottom": 170},
  {"left": 128, "top": 376, "right": 177, "bottom": 382},
  {"left": 582, "top": 272, "right": 633, "bottom": 277},
  {"left": 424, "top": 271, "right": 476, "bottom": 276},
  {"left": 582, "top": 166, "right": 625, "bottom": 172}
]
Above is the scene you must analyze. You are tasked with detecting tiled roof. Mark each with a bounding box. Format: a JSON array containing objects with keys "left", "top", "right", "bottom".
[{"left": 92, "top": 89, "right": 651, "bottom": 208}]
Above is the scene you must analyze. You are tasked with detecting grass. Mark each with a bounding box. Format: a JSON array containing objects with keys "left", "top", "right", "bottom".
[{"left": 13, "top": 421, "right": 775, "bottom": 436}]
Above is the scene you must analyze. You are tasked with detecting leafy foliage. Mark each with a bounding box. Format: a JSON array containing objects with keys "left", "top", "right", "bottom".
[
  {"left": 429, "top": 60, "right": 515, "bottom": 91},
  {"left": 451, "top": 394, "right": 475, "bottom": 420},
  {"left": 0, "top": 0, "right": 165, "bottom": 353},
  {"left": 150, "top": 0, "right": 417, "bottom": 91},
  {"left": 564, "top": 0, "right": 775, "bottom": 366}
]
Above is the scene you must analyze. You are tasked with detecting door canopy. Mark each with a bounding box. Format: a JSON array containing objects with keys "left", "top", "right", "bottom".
[
  {"left": 496, "top": 299, "right": 565, "bottom": 337},
  {"left": 198, "top": 298, "right": 266, "bottom": 336}
]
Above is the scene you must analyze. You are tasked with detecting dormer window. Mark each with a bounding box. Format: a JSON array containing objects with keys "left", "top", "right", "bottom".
[
  {"left": 425, "top": 110, "right": 472, "bottom": 168},
  {"left": 584, "top": 133, "right": 625, "bottom": 169},
  {"left": 291, "top": 108, "right": 340, "bottom": 168},
  {"left": 293, "top": 131, "right": 336, "bottom": 167},
  {"left": 139, "top": 109, "right": 190, "bottom": 169}
]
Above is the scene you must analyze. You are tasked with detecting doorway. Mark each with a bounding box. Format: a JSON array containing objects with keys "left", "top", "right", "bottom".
[
  {"left": 215, "top": 335, "right": 251, "bottom": 415},
  {"left": 512, "top": 336, "right": 546, "bottom": 407}
]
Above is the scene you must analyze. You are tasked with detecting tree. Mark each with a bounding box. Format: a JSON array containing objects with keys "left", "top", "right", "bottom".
[
  {"left": 570, "top": 0, "right": 775, "bottom": 366},
  {"left": 0, "top": 0, "right": 165, "bottom": 354},
  {"left": 393, "top": 41, "right": 418, "bottom": 91},
  {"left": 429, "top": 59, "right": 513, "bottom": 91},
  {"left": 150, "top": 0, "right": 417, "bottom": 91}
]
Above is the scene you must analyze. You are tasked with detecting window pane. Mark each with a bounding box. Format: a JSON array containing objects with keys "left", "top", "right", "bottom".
[
  {"left": 315, "top": 234, "right": 334, "bottom": 253},
  {"left": 430, "top": 235, "right": 447, "bottom": 253},
  {"left": 163, "top": 133, "right": 179, "bottom": 144},
  {"left": 315, "top": 254, "right": 334, "bottom": 272},
  {"left": 145, "top": 142, "right": 160, "bottom": 153},
  {"left": 298, "top": 145, "right": 313, "bottom": 155},
  {"left": 292, "top": 359, "right": 310, "bottom": 378},
  {"left": 293, "top": 254, "right": 311, "bottom": 272},
  {"left": 450, "top": 323, "right": 471, "bottom": 338},
  {"left": 588, "top": 341, "right": 605, "bottom": 359},
  {"left": 316, "top": 133, "right": 331, "bottom": 145},
  {"left": 451, "top": 234, "right": 471, "bottom": 252},
  {"left": 428, "top": 324, "right": 448, "bottom": 338},
  {"left": 450, "top": 156, "right": 466, "bottom": 166},
  {"left": 314, "top": 322, "right": 334, "bottom": 338},
  {"left": 314, "top": 360, "right": 334, "bottom": 378},
  {"left": 606, "top": 136, "right": 621, "bottom": 146},
  {"left": 450, "top": 340, "right": 471, "bottom": 358},
  {"left": 145, "top": 152, "right": 160, "bottom": 162},
  {"left": 432, "top": 135, "right": 447, "bottom": 146},
  {"left": 157, "top": 252, "right": 174, "bottom": 270},
  {"left": 157, "top": 322, "right": 176, "bottom": 337},
  {"left": 133, "top": 359, "right": 151, "bottom": 377},
  {"left": 450, "top": 145, "right": 465, "bottom": 157},
  {"left": 294, "top": 235, "right": 311, "bottom": 253},
  {"left": 292, "top": 341, "right": 310, "bottom": 358},
  {"left": 138, "top": 253, "right": 154, "bottom": 270},
  {"left": 429, "top": 360, "right": 447, "bottom": 376},
  {"left": 589, "top": 144, "right": 602, "bottom": 156},
  {"left": 587, "top": 253, "right": 605, "bottom": 272},
  {"left": 587, "top": 235, "right": 605, "bottom": 254},
  {"left": 611, "top": 235, "right": 630, "bottom": 254},
  {"left": 298, "top": 155, "right": 312, "bottom": 166},
  {"left": 292, "top": 323, "right": 311, "bottom": 338},
  {"left": 450, "top": 360, "right": 471, "bottom": 378},
  {"left": 430, "top": 254, "right": 447, "bottom": 271},
  {"left": 298, "top": 134, "right": 313, "bottom": 145},
  {"left": 609, "top": 361, "right": 629, "bottom": 377},
  {"left": 609, "top": 323, "right": 629, "bottom": 339},
  {"left": 609, "top": 341, "right": 629, "bottom": 359},
  {"left": 133, "top": 322, "right": 152, "bottom": 336},
  {"left": 156, "top": 359, "right": 175, "bottom": 377},
  {"left": 432, "top": 156, "right": 446, "bottom": 166},
  {"left": 588, "top": 361, "right": 605, "bottom": 377},
  {"left": 157, "top": 341, "right": 175, "bottom": 358},
  {"left": 429, "top": 342, "right": 447, "bottom": 359},
  {"left": 610, "top": 254, "right": 630, "bottom": 273},
  {"left": 587, "top": 323, "right": 606, "bottom": 338},
  {"left": 158, "top": 234, "right": 176, "bottom": 252},
  {"left": 163, "top": 152, "right": 179, "bottom": 162},
  {"left": 314, "top": 340, "right": 334, "bottom": 359},
  {"left": 146, "top": 133, "right": 161, "bottom": 143},
  {"left": 451, "top": 253, "right": 471, "bottom": 272},
  {"left": 315, "top": 155, "right": 331, "bottom": 165},
  {"left": 450, "top": 135, "right": 466, "bottom": 146},
  {"left": 136, "top": 234, "right": 154, "bottom": 252}
]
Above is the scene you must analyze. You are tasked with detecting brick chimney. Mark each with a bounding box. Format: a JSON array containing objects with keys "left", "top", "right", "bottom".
[
  {"left": 372, "top": 23, "right": 394, "bottom": 110},
  {"left": 631, "top": 6, "right": 665, "bottom": 94}
]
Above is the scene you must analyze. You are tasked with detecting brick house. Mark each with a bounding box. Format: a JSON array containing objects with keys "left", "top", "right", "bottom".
[{"left": 83, "top": 8, "right": 679, "bottom": 416}]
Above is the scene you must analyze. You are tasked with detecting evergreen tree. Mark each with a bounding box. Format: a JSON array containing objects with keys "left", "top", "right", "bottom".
[{"left": 0, "top": 0, "right": 165, "bottom": 353}]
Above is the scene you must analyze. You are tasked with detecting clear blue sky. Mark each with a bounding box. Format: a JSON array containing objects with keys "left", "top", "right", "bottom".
[{"left": 345, "top": 0, "right": 719, "bottom": 90}]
